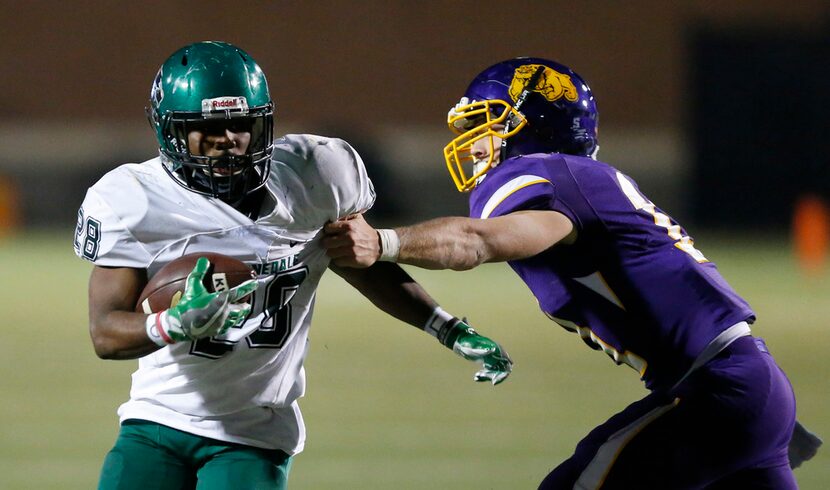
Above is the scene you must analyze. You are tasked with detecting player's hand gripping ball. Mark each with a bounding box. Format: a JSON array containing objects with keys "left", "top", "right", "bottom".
[
  {"left": 137, "top": 253, "right": 257, "bottom": 344},
  {"left": 136, "top": 253, "right": 256, "bottom": 313}
]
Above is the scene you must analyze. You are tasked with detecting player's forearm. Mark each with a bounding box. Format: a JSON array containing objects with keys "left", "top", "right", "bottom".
[
  {"left": 87, "top": 265, "right": 158, "bottom": 359},
  {"left": 331, "top": 262, "right": 438, "bottom": 327},
  {"left": 395, "top": 217, "right": 491, "bottom": 271},
  {"left": 331, "top": 262, "right": 513, "bottom": 385},
  {"left": 89, "top": 311, "right": 161, "bottom": 360}
]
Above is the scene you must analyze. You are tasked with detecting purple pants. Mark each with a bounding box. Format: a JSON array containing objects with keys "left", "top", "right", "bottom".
[{"left": 540, "top": 337, "right": 797, "bottom": 489}]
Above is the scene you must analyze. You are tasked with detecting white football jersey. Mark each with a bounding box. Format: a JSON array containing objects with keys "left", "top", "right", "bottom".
[{"left": 74, "top": 134, "right": 375, "bottom": 454}]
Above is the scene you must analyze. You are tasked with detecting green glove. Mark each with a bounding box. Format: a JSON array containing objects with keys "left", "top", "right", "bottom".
[
  {"left": 437, "top": 318, "right": 513, "bottom": 385},
  {"left": 146, "top": 257, "right": 258, "bottom": 345}
]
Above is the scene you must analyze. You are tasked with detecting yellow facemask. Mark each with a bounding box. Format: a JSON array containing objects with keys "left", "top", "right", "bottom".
[{"left": 443, "top": 98, "right": 527, "bottom": 192}]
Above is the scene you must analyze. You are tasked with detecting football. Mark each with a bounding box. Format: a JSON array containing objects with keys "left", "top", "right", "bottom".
[{"left": 136, "top": 252, "right": 257, "bottom": 313}]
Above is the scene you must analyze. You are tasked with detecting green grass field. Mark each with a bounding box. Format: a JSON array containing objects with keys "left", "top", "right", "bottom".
[{"left": 0, "top": 231, "right": 827, "bottom": 489}]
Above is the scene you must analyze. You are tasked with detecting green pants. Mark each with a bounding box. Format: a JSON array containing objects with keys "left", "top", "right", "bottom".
[{"left": 98, "top": 419, "right": 292, "bottom": 490}]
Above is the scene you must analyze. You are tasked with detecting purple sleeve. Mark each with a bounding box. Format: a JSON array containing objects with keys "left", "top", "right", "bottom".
[{"left": 469, "top": 169, "right": 582, "bottom": 232}]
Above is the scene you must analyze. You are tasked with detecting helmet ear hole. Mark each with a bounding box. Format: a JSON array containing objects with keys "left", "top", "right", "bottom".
[{"left": 534, "top": 125, "right": 555, "bottom": 141}]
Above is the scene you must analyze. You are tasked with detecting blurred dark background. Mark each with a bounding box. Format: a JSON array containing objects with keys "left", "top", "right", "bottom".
[
  {"left": 690, "top": 26, "right": 830, "bottom": 229},
  {"left": 3, "top": 7, "right": 828, "bottom": 489},
  {"left": 0, "top": 1, "right": 827, "bottom": 231}
]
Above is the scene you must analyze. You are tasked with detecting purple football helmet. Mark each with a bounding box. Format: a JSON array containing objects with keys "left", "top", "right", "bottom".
[{"left": 444, "top": 57, "right": 598, "bottom": 192}]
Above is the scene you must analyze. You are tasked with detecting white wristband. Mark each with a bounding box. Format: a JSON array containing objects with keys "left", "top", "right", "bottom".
[
  {"left": 377, "top": 228, "right": 400, "bottom": 262},
  {"left": 145, "top": 313, "right": 172, "bottom": 346},
  {"left": 424, "top": 306, "right": 455, "bottom": 338}
]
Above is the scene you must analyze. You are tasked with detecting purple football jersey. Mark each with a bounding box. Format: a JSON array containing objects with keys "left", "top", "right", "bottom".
[{"left": 469, "top": 153, "right": 755, "bottom": 391}]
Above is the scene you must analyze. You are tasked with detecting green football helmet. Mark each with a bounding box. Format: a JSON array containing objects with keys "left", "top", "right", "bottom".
[{"left": 147, "top": 41, "right": 274, "bottom": 204}]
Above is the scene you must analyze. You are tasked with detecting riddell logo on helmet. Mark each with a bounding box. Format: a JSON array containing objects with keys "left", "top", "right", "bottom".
[
  {"left": 212, "top": 98, "right": 243, "bottom": 109},
  {"left": 201, "top": 96, "right": 249, "bottom": 114}
]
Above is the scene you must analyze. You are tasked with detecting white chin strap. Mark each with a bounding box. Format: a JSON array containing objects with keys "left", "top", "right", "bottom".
[
  {"left": 472, "top": 159, "right": 490, "bottom": 186},
  {"left": 472, "top": 160, "right": 489, "bottom": 175},
  {"left": 590, "top": 144, "right": 600, "bottom": 160}
]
